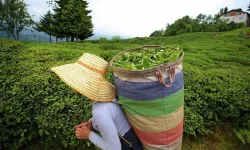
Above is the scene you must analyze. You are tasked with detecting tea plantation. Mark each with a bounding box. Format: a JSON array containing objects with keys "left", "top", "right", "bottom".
[{"left": 0, "top": 28, "right": 250, "bottom": 150}]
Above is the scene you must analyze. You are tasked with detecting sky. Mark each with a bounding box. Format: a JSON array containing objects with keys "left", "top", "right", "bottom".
[{"left": 25, "top": 0, "right": 249, "bottom": 38}]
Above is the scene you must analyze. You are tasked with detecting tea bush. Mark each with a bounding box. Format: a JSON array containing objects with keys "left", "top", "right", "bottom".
[
  {"left": 1, "top": 28, "right": 250, "bottom": 149},
  {"left": 99, "top": 43, "right": 125, "bottom": 50},
  {"left": 0, "top": 40, "right": 141, "bottom": 149},
  {"left": 0, "top": 40, "right": 94, "bottom": 149},
  {"left": 183, "top": 65, "right": 250, "bottom": 135}
]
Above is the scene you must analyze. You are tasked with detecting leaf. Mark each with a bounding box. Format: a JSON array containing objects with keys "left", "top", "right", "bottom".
[
  {"left": 233, "top": 129, "right": 246, "bottom": 145},
  {"left": 87, "top": 142, "right": 91, "bottom": 147},
  {"left": 113, "top": 47, "right": 182, "bottom": 70},
  {"left": 45, "top": 130, "right": 50, "bottom": 135},
  {"left": 39, "top": 129, "right": 44, "bottom": 136}
]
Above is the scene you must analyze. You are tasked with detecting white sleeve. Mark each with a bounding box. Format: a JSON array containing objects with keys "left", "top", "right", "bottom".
[{"left": 89, "top": 111, "right": 121, "bottom": 150}]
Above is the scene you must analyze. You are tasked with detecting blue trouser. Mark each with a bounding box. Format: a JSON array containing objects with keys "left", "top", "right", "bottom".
[{"left": 120, "top": 128, "right": 143, "bottom": 150}]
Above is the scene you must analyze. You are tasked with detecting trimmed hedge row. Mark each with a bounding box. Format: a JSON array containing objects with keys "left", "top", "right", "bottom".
[
  {"left": 183, "top": 65, "right": 250, "bottom": 135},
  {"left": 0, "top": 39, "right": 94, "bottom": 149},
  {"left": 0, "top": 39, "right": 249, "bottom": 149}
]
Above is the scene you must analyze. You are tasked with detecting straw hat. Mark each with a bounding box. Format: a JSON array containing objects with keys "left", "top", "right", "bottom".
[{"left": 51, "top": 53, "right": 116, "bottom": 102}]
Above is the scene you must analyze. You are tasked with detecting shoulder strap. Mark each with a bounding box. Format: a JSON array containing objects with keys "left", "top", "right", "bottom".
[{"left": 119, "top": 134, "right": 132, "bottom": 147}]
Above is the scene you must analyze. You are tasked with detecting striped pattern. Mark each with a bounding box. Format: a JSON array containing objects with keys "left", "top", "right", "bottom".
[
  {"left": 77, "top": 61, "right": 106, "bottom": 75},
  {"left": 143, "top": 135, "right": 182, "bottom": 150},
  {"left": 125, "top": 105, "right": 184, "bottom": 133},
  {"left": 115, "top": 70, "right": 184, "bottom": 100},
  {"left": 113, "top": 61, "right": 184, "bottom": 149},
  {"left": 132, "top": 120, "right": 183, "bottom": 145},
  {"left": 119, "top": 88, "right": 184, "bottom": 117},
  {"left": 78, "top": 53, "right": 108, "bottom": 73}
]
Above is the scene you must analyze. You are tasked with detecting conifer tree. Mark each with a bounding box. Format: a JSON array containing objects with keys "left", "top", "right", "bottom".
[
  {"left": 52, "top": 0, "right": 93, "bottom": 42},
  {"left": 35, "top": 10, "right": 54, "bottom": 43}
]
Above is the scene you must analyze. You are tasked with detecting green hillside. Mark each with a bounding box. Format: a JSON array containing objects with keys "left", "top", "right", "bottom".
[{"left": 1, "top": 28, "right": 250, "bottom": 150}]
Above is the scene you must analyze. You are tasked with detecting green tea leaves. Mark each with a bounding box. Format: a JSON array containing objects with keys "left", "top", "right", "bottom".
[{"left": 113, "top": 47, "right": 182, "bottom": 70}]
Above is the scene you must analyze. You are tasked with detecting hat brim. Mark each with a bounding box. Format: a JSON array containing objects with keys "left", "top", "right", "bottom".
[{"left": 51, "top": 63, "right": 116, "bottom": 102}]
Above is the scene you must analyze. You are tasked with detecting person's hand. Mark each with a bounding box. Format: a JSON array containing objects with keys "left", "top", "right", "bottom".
[
  {"left": 75, "top": 120, "right": 92, "bottom": 129},
  {"left": 75, "top": 126, "right": 91, "bottom": 140},
  {"left": 86, "top": 120, "right": 92, "bottom": 128},
  {"left": 75, "top": 122, "right": 88, "bottom": 128}
]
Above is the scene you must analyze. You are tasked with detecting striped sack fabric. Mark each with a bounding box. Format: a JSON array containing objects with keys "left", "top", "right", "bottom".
[{"left": 110, "top": 46, "right": 184, "bottom": 150}]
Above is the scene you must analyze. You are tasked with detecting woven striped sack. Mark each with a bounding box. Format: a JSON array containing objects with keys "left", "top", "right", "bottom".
[{"left": 110, "top": 46, "right": 184, "bottom": 150}]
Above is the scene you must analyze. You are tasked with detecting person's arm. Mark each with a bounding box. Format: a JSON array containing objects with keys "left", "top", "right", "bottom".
[{"left": 89, "top": 111, "right": 121, "bottom": 150}]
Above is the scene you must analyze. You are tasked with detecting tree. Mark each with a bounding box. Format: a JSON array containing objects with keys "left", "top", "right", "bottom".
[
  {"left": 0, "top": 0, "right": 34, "bottom": 40},
  {"left": 163, "top": 24, "right": 176, "bottom": 36},
  {"left": 219, "top": 8, "right": 224, "bottom": 15},
  {"left": 0, "top": 1, "right": 3, "bottom": 27},
  {"left": 52, "top": 0, "right": 93, "bottom": 42},
  {"left": 111, "top": 36, "right": 122, "bottom": 41},
  {"left": 216, "top": 19, "right": 228, "bottom": 31},
  {"left": 61, "top": 0, "right": 93, "bottom": 42},
  {"left": 51, "top": 0, "right": 69, "bottom": 40},
  {"left": 247, "top": 3, "right": 250, "bottom": 11},
  {"left": 224, "top": 7, "right": 228, "bottom": 14},
  {"left": 149, "top": 29, "right": 164, "bottom": 37},
  {"left": 213, "top": 14, "right": 220, "bottom": 24},
  {"left": 235, "top": 8, "right": 242, "bottom": 11},
  {"left": 158, "top": 7, "right": 245, "bottom": 37},
  {"left": 99, "top": 37, "right": 108, "bottom": 42},
  {"left": 196, "top": 14, "right": 206, "bottom": 24},
  {"left": 163, "top": 16, "right": 195, "bottom": 36},
  {"left": 214, "top": 8, "right": 225, "bottom": 24},
  {"left": 205, "top": 15, "right": 214, "bottom": 24},
  {"left": 185, "top": 24, "right": 192, "bottom": 33},
  {"left": 35, "top": 11, "right": 54, "bottom": 43}
]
